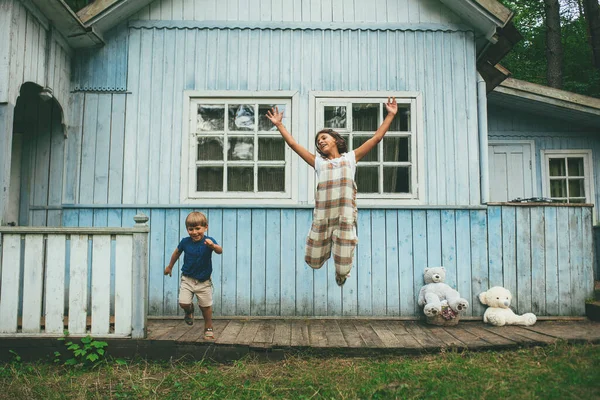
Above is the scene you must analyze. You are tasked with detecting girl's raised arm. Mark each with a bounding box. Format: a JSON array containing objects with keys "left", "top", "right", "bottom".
[
  {"left": 354, "top": 97, "right": 398, "bottom": 162},
  {"left": 266, "top": 107, "right": 316, "bottom": 168}
]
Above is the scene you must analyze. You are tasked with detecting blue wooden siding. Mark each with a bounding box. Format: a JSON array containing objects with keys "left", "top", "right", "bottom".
[
  {"left": 488, "top": 105, "right": 600, "bottom": 221},
  {"left": 0, "top": 0, "right": 71, "bottom": 117},
  {"left": 72, "top": 23, "right": 128, "bottom": 92},
  {"left": 69, "top": 24, "right": 481, "bottom": 206},
  {"left": 133, "top": 0, "right": 462, "bottom": 24},
  {"left": 62, "top": 205, "right": 595, "bottom": 317}
]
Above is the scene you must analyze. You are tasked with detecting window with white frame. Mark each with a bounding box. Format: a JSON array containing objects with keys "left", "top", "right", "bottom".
[
  {"left": 541, "top": 150, "right": 595, "bottom": 204},
  {"left": 184, "top": 95, "right": 294, "bottom": 201},
  {"left": 315, "top": 93, "right": 422, "bottom": 200}
]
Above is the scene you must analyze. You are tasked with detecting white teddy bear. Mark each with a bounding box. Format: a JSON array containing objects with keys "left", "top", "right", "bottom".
[
  {"left": 479, "top": 286, "right": 537, "bottom": 326},
  {"left": 417, "top": 267, "right": 469, "bottom": 317}
]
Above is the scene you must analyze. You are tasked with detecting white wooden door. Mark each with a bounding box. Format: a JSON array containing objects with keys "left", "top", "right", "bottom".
[{"left": 488, "top": 141, "right": 536, "bottom": 202}]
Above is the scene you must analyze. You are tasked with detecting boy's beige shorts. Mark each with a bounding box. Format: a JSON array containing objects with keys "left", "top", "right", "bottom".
[{"left": 179, "top": 275, "right": 213, "bottom": 307}]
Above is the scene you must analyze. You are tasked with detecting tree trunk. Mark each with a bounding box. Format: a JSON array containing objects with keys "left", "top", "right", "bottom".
[
  {"left": 543, "top": 0, "right": 564, "bottom": 88},
  {"left": 583, "top": 0, "right": 600, "bottom": 69}
]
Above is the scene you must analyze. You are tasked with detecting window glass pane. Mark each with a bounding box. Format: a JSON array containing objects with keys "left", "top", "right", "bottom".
[
  {"left": 356, "top": 167, "right": 378, "bottom": 193},
  {"left": 258, "top": 137, "right": 285, "bottom": 161},
  {"left": 324, "top": 106, "right": 346, "bottom": 129},
  {"left": 197, "top": 105, "right": 224, "bottom": 131},
  {"left": 568, "top": 179, "right": 585, "bottom": 197},
  {"left": 227, "top": 167, "right": 253, "bottom": 191},
  {"left": 228, "top": 137, "right": 254, "bottom": 161},
  {"left": 384, "top": 166, "right": 410, "bottom": 193},
  {"left": 549, "top": 158, "right": 565, "bottom": 176},
  {"left": 389, "top": 105, "right": 410, "bottom": 131},
  {"left": 383, "top": 137, "right": 410, "bottom": 162},
  {"left": 196, "top": 167, "right": 223, "bottom": 191},
  {"left": 258, "top": 167, "right": 285, "bottom": 191},
  {"left": 569, "top": 198, "right": 586, "bottom": 204},
  {"left": 352, "top": 103, "right": 378, "bottom": 131},
  {"left": 258, "top": 104, "right": 286, "bottom": 131},
  {"left": 353, "top": 136, "right": 378, "bottom": 161},
  {"left": 550, "top": 179, "right": 567, "bottom": 197},
  {"left": 553, "top": 198, "right": 568, "bottom": 203},
  {"left": 567, "top": 157, "right": 584, "bottom": 176},
  {"left": 197, "top": 137, "right": 223, "bottom": 161},
  {"left": 228, "top": 104, "right": 255, "bottom": 131}
]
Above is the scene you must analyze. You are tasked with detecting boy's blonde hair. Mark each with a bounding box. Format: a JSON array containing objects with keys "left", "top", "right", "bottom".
[{"left": 185, "top": 211, "right": 208, "bottom": 228}]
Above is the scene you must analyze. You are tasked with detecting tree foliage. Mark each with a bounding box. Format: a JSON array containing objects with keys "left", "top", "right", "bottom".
[
  {"left": 64, "top": 0, "right": 91, "bottom": 13},
  {"left": 500, "top": 0, "right": 600, "bottom": 98}
]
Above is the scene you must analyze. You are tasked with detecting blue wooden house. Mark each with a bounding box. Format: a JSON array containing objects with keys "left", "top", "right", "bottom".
[{"left": 0, "top": 0, "right": 597, "bottom": 326}]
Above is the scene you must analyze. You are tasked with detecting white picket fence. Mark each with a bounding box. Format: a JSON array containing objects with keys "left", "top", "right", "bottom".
[{"left": 0, "top": 215, "right": 149, "bottom": 338}]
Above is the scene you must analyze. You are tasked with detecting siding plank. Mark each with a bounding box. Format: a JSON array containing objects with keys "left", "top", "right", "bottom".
[
  {"left": 91, "top": 235, "right": 111, "bottom": 335},
  {"left": 487, "top": 206, "right": 503, "bottom": 287},
  {"left": 501, "top": 206, "right": 517, "bottom": 296},
  {"left": 569, "top": 208, "right": 585, "bottom": 315},
  {"left": 236, "top": 210, "right": 252, "bottom": 315},
  {"left": 0, "top": 235, "right": 21, "bottom": 333},
  {"left": 412, "top": 210, "right": 427, "bottom": 315},
  {"left": 398, "top": 210, "right": 414, "bottom": 316},
  {"left": 251, "top": 209, "right": 267, "bottom": 315},
  {"left": 21, "top": 234, "right": 44, "bottom": 333},
  {"left": 530, "top": 207, "right": 546, "bottom": 315},
  {"left": 357, "top": 210, "right": 372, "bottom": 315},
  {"left": 280, "top": 210, "right": 296, "bottom": 316},
  {"left": 45, "top": 235, "right": 66, "bottom": 333},
  {"left": 441, "top": 210, "right": 457, "bottom": 289},
  {"left": 208, "top": 209, "right": 224, "bottom": 316},
  {"left": 68, "top": 235, "right": 89, "bottom": 334},
  {"left": 556, "top": 207, "right": 571, "bottom": 315},
  {"left": 295, "top": 210, "right": 313, "bottom": 315},
  {"left": 385, "top": 210, "right": 400, "bottom": 315},
  {"left": 371, "top": 210, "right": 387, "bottom": 315},
  {"left": 455, "top": 210, "right": 472, "bottom": 316},
  {"left": 115, "top": 235, "right": 133, "bottom": 335},
  {"left": 265, "top": 210, "right": 282, "bottom": 315},
  {"left": 470, "top": 210, "right": 488, "bottom": 317},
  {"left": 221, "top": 209, "right": 238, "bottom": 315}
]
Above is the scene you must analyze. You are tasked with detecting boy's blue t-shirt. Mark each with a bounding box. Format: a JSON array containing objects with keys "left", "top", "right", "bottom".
[{"left": 177, "top": 236, "right": 218, "bottom": 281}]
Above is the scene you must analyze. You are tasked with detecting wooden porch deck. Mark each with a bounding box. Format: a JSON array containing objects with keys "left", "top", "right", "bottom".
[
  {"left": 139, "top": 318, "right": 600, "bottom": 361},
  {"left": 2, "top": 318, "right": 600, "bottom": 363}
]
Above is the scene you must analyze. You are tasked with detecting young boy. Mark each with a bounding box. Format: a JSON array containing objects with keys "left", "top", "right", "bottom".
[{"left": 164, "top": 211, "right": 222, "bottom": 340}]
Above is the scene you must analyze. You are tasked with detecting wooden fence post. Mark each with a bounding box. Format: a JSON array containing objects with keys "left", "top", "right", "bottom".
[{"left": 132, "top": 213, "right": 149, "bottom": 339}]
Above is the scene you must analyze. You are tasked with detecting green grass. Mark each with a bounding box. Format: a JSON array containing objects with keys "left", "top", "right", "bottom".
[{"left": 1, "top": 342, "right": 599, "bottom": 399}]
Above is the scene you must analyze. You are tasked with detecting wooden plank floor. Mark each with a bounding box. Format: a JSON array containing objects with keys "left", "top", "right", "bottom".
[{"left": 147, "top": 319, "right": 600, "bottom": 352}]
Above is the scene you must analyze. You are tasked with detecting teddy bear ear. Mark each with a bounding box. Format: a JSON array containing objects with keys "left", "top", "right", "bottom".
[
  {"left": 440, "top": 267, "right": 446, "bottom": 271},
  {"left": 424, "top": 267, "right": 430, "bottom": 273},
  {"left": 478, "top": 292, "right": 488, "bottom": 305}
]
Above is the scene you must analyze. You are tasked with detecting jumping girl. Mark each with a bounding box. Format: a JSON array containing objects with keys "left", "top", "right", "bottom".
[{"left": 266, "top": 97, "right": 398, "bottom": 286}]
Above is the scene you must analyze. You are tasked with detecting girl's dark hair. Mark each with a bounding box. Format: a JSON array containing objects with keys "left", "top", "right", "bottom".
[{"left": 315, "top": 129, "right": 348, "bottom": 158}]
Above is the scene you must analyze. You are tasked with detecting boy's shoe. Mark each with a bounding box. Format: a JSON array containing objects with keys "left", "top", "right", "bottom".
[
  {"left": 184, "top": 312, "right": 194, "bottom": 326},
  {"left": 335, "top": 272, "right": 350, "bottom": 286},
  {"left": 204, "top": 328, "right": 215, "bottom": 340}
]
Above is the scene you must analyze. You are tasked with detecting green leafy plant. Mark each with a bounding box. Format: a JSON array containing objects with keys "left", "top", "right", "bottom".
[
  {"left": 56, "top": 334, "right": 108, "bottom": 367},
  {"left": 8, "top": 350, "right": 21, "bottom": 363}
]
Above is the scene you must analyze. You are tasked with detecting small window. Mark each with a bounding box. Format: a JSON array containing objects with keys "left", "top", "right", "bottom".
[
  {"left": 315, "top": 93, "right": 421, "bottom": 201},
  {"left": 184, "top": 95, "right": 294, "bottom": 201},
  {"left": 542, "top": 150, "right": 595, "bottom": 204}
]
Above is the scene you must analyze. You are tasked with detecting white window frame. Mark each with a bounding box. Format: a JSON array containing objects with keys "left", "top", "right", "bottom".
[
  {"left": 309, "top": 91, "right": 424, "bottom": 205},
  {"left": 541, "top": 149, "right": 595, "bottom": 204},
  {"left": 181, "top": 91, "right": 300, "bottom": 205}
]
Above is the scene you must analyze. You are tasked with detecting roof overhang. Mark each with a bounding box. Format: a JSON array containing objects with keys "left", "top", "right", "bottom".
[
  {"left": 34, "top": 0, "right": 522, "bottom": 88},
  {"left": 77, "top": 0, "right": 155, "bottom": 32},
  {"left": 439, "top": 0, "right": 522, "bottom": 91},
  {"left": 28, "top": 0, "right": 104, "bottom": 48},
  {"left": 489, "top": 78, "right": 600, "bottom": 129}
]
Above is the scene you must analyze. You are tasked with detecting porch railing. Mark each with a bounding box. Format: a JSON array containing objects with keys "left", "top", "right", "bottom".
[{"left": 0, "top": 214, "right": 149, "bottom": 338}]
